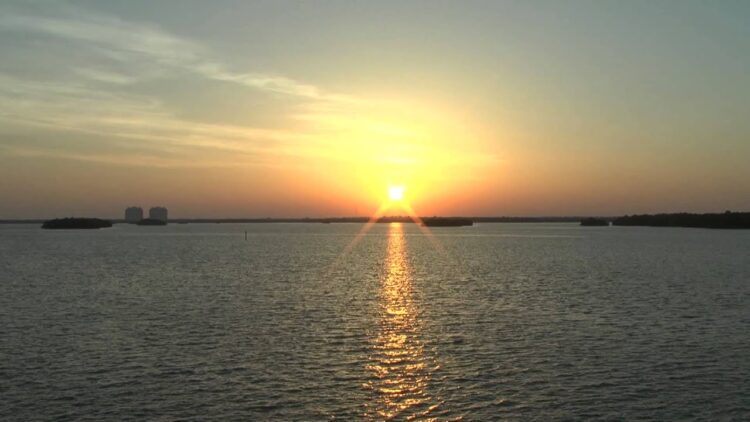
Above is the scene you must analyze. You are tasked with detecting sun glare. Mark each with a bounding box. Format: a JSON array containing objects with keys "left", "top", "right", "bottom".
[{"left": 388, "top": 185, "right": 405, "bottom": 201}]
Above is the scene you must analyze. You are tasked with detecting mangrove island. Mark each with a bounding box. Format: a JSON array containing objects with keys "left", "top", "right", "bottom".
[
  {"left": 41, "top": 218, "right": 113, "bottom": 230},
  {"left": 612, "top": 211, "right": 750, "bottom": 229},
  {"left": 422, "top": 218, "right": 474, "bottom": 227}
]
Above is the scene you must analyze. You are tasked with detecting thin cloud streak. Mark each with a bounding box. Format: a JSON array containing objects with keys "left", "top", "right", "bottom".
[
  {"left": 0, "top": 3, "right": 494, "bottom": 180},
  {"left": 0, "top": 4, "right": 374, "bottom": 167},
  {"left": 0, "top": 75, "right": 319, "bottom": 164},
  {"left": 0, "top": 7, "right": 340, "bottom": 100}
]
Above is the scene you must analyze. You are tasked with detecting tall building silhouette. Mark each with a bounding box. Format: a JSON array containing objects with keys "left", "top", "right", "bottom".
[
  {"left": 149, "top": 206, "right": 168, "bottom": 222},
  {"left": 124, "top": 206, "right": 143, "bottom": 223}
]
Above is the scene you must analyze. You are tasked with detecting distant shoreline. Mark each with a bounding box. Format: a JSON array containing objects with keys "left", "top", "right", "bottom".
[
  {"left": 2, "top": 212, "right": 749, "bottom": 229},
  {"left": 0, "top": 216, "right": 592, "bottom": 225}
]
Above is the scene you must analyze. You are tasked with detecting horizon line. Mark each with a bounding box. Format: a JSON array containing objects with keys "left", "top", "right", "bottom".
[{"left": 2, "top": 210, "right": 749, "bottom": 223}]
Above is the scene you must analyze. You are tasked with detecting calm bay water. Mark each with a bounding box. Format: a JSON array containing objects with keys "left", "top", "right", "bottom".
[{"left": 1, "top": 222, "right": 749, "bottom": 420}]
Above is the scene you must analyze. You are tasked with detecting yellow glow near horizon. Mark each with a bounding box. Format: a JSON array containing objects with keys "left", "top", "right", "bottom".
[
  {"left": 388, "top": 185, "right": 405, "bottom": 201},
  {"left": 291, "top": 96, "right": 497, "bottom": 214}
]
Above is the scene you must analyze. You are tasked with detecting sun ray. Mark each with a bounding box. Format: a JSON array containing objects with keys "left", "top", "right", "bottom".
[
  {"left": 342, "top": 202, "right": 392, "bottom": 256},
  {"left": 323, "top": 201, "right": 391, "bottom": 277},
  {"left": 398, "top": 202, "right": 448, "bottom": 257},
  {"left": 325, "top": 185, "right": 466, "bottom": 280}
]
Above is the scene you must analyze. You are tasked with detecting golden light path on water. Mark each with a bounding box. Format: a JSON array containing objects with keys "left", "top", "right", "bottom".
[
  {"left": 335, "top": 199, "right": 447, "bottom": 267},
  {"left": 363, "top": 222, "right": 445, "bottom": 420}
]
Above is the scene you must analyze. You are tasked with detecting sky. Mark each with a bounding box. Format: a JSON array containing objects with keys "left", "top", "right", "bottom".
[{"left": 1, "top": 0, "right": 749, "bottom": 218}]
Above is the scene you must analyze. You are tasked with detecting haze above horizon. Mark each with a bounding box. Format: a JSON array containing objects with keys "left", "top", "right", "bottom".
[{"left": 1, "top": 0, "right": 749, "bottom": 219}]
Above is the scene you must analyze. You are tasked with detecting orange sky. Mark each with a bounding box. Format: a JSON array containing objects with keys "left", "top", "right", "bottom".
[{"left": 1, "top": 1, "right": 750, "bottom": 218}]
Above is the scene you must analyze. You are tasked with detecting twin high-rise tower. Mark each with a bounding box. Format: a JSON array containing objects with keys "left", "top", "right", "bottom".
[{"left": 124, "top": 206, "right": 168, "bottom": 223}]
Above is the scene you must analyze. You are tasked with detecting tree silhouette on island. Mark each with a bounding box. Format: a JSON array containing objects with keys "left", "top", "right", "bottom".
[
  {"left": 41, "top": 218, "right": 112, "bottom": 229},
  {"left": 36, "top": 211, "right": 750, "bottom": 230}
]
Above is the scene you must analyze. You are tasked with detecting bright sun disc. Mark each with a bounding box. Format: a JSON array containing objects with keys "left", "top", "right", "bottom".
[{"left": 388, "top": 185, "right": 405, "bottom": 201}]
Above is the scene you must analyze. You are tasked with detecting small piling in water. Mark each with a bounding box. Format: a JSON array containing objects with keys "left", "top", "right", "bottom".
[{"left": 244, "top": 231, "right": 247, "bottom": 241}]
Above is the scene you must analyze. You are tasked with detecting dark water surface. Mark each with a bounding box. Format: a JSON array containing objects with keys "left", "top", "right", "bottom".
[{"left": 1, "top": 222, "right": 749, "bottom": 420}]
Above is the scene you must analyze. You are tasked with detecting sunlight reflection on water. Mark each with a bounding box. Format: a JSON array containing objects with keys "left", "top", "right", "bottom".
[
  {"left": 3, "top": 223, "right": 748, "bottom": 420},
  {"left": 364, "top": 223, "right": 444, "bottom": 420}
]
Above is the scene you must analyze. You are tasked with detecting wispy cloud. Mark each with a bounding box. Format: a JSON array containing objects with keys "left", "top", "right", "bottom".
[
  {"left": 0, "top": 2, "right": 490, "bottom": 174},
  {"left": 0, "top": 3, "right": 360, "bottom": 166},
  {"left": 0, "top": 6, "right": 337, "bottom": 100},
  {"left": 0, "top": 72, "right": 323, "bottom": 167},
  {"left": 73, "top": 68, "right": 137, "bottom": 85}
]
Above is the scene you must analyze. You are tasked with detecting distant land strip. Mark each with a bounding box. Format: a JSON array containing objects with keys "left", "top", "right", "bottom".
[
  {"left": 0, "top": 216, "right": 587, "bottom": 224},
  {"left": 1, "top": 212, "right": 749, "bottom": 229},
  {"left": 611, "top": 212, "right": 750, "bottom": 229}
]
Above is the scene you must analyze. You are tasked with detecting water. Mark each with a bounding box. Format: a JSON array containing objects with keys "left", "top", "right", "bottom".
[{"left": 1, "top": 222, "right": 749, "bottom": 420}]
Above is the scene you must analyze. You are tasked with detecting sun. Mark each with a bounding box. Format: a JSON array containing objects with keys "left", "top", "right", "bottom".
[{"left": 388, "top": 185, "right": 405, "bottom": 201}]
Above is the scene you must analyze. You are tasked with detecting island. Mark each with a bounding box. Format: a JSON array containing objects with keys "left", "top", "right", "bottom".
[
  {"left": 580, "top": 217, "right": 609, "bottom": 226},
  {"left": 422, "top": 217, "right": 474, "bottom": 227},
  {"left": 41, "top": 218, "right": 112, "bottom": 230},
  {"left": 136, "top": 218, "right": 168, "bottom": 226},
  {"left": 612, "top": 211, "right": 750, "bottom": 229}
]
